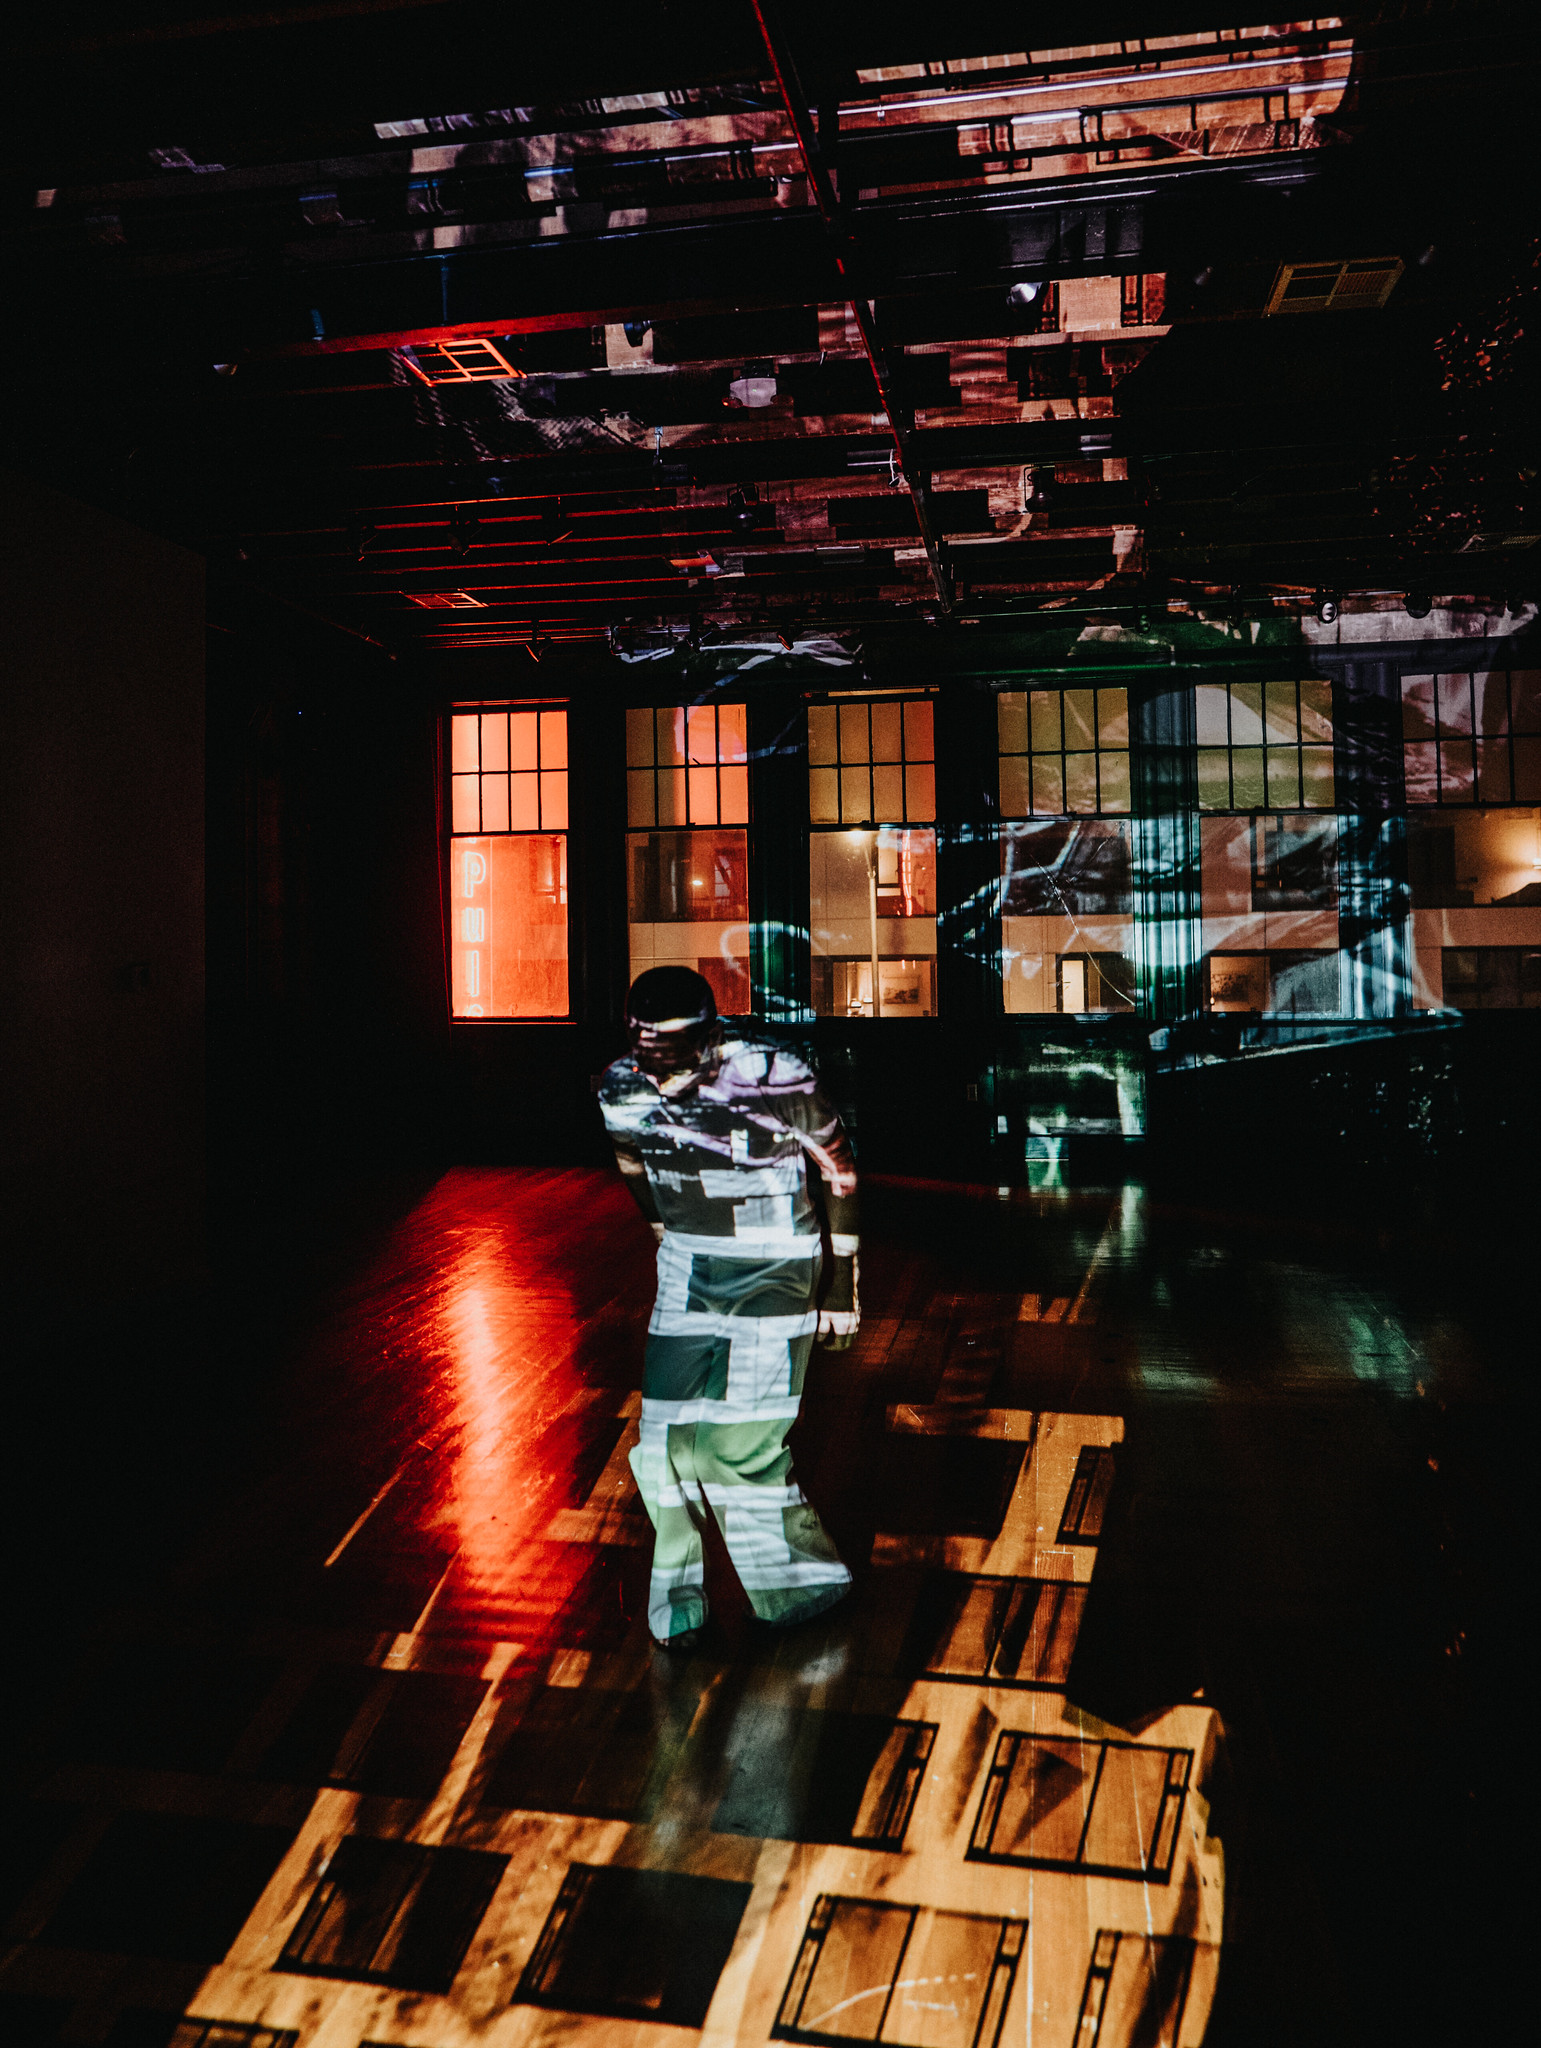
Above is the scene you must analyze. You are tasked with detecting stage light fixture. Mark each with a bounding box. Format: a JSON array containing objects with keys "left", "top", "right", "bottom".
[
  {"left": 729, "top": 487, "right": 759, "bottom": 532},
  {"left": 1405, "top": 592, "right": 1433, "bottom": 619},
  {"left": 1314, "top": 590, "right": 1340, "bottom": 625},
  {"left": 1006, "top": 280, "right": 1041, "bottom": 310}
]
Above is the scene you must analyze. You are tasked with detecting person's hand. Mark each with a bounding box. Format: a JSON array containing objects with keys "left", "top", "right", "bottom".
[
  {"left": 816, "top": 1307, "right": 859, "bottom": 1338},
  {"left": 651, "top": 1221, "right": 666, "bottom": 1243}
]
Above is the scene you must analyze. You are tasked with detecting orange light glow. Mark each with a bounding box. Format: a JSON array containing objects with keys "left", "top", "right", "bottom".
[{"left": 451, "top": 833, "right": 569, "bottom": 1017}]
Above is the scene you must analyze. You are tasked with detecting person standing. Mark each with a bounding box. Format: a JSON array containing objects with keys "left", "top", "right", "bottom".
[{"left": 598, "top": 966, "right": 858, "bottom": 1648}]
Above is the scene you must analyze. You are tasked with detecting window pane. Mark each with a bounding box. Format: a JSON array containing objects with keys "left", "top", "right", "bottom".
[
  {"left": 1099, "top": 751, "right": 1131, "bottom": 812},
  {"left": 904, "top": 763, "right": 936, "bottom": 822},
  {"left": 1229, "top": 683, "right": 1263, "bottom": 746},
  {"left": 1263, "top": 679, "right": 1299, "bottom": 744},
  {"left": 687, "top": 765, "right": 718, "bottom": 824},
  {"left": 1475, "top": 674, "right": 1509, "bottom": 737},
  {"left": 1196, "top": 749, "right": 1230, "bottom": 810},
  {"left": 627, "top": 769, "right": 656, "bottom": 827},
  {"left": 659, "top": 708, "right": 688, "bottom": 768},
  {"left": 658, "top": 764, "right": 687, "bottom": 826},
  {"left": 686, "top": 704, "right": 717, "bottom": 765},
  {"left": 450, "top": 833, "right": 568, "bottom": 1018},
  {"left": 719, "top": 764, "right": 749, "bottom": 824},
  {"left": 509, "top": 711, "right": 538, "bottom": 772},
  {"left": 1000, "top": 754, "right": 1031, "bottom": 817},
  {"left": 1065, "top": 753, "right": 1098, "bottom": 813},
  {"left": 1300, "top": 746, "right": 1335, "bottom": 808},
  {"left": 1032, "top": 756, "right": 1065, "bottom": 814},
  {"left": 1401, "top": 675, "right": 1437, "bottom": 740},
  {"left": 1063, "top": 689, "right": 1097, "bottom": 751},
  {"left": 480, "top": 711, "right": 509, "bottom": 771},
  {"left": 808, "top": 704, "right": 838, "bottom": 765},
  {"left": 627, "top": 830, "right": 750, "bottom": 1017},
  {"left": 872, "top": 763, "right": 904, "bottom": 822},
  {"left": 808, "top": 826, "right": 938, "bottom": 1018},
  {"left": 841, "top": 766, "right": 872, "bottom": 821},
  {"left": 1266, "top": 749, "right": 1300, "bottom": 808},
  {"left": 1437, "top": 673, "right": 1473, "bottom": 733},
  {"left": 1511, "top": 671, "right": 1541, "bottom": 733},
  {"left": 509, "top": 773, "right": 539, "bottom": 830},
  {"left": 1514, "top": 737, "right": 1541, "bottom": 801},
  {"left": 1097, "top": 687, "right": 1129, "bottom": 747},
  {"left": 903, "top": 698, "right": 934, "bottom": 761},
  {"left": 1231, "top": 747, "right": 1265, "bottom": 809},
  {"left": 1030, "top": 691, "right": 1061, "bottom": 751},
  {"left": 451, "top": 713, "right": 480, "bottom": 772},
  {"left": 809, "top": 767, "right": 840, "bottom": 822},
  {"left": 540, "top": 710, "right": 568, "bottom": 770},
  {"left": 626, "top": 706, "right": 656, "bottom": 767},
  {"left": 1194, "top": 685, "right": 1229, "bottom": 746},
  {"left": 839, "top": 702, "right": 870, "bottom": 764},
  {"left": 1474, "top": 738, "right": 1511, "bottom": 802},
  {"left": 1299, "top": 678, "right": 1333, "bottom": 742},
  {"left": 540, "top": 771, "right": 568, "bottom": 830},
  {"left": 1403, "top": 741, "right": 1439, "bottom": 803},
  {"left": 451, "top": 773, "right": 480, "bottom": 831},
  {"left": 481, "top": 773, "right": 511, "bottom": 832},
  {"left": 1438, "top": 739, "right": 1475, "bottom": 800},
  {"left": 718, "top": 703, "right": 748, "bottom": 763},
  {"left": 998, "top": 691, "right": 1029, "bottom": 755},
  {"left": 870, "top": 701, "right": 903, "bottom": 762}
]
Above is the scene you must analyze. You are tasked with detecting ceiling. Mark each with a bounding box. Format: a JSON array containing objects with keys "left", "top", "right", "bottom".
[{"left": 6, "top": 1, "right": 1537, "bottom": 656}]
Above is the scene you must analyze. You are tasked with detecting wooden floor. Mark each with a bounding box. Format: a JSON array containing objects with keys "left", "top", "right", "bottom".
[{"left": 0, "top": 1167, "right": 1517, "bottom": 2047}]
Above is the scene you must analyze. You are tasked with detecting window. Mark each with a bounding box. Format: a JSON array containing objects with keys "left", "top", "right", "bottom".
[
  {"left": 1401, "top": 669, "right": 1541, "bottom": 804},
  {"left": 968, "top": 1732, "right": 1192, "bottom": 1882},
  {"left": 626, "top": 702, "right": 748, "bottom": 825},
  {"left": 627, "top": 704, "right": 750, "bottom": 1013},
  {"left": 1207, "top": 951, "right": 1342, "bottom": 1015},
  {"left": 998, "top": 687, "right": 1129, "bottom": 816},
  {"left": 808, "top": 696, "right": 934, "bottom": 824},
  {"left": 1000, "top": 819, "right": 1134, "bottom": 1015},
  {"left": 774, "top": 1897, "right": 1025, "bottom": 2048},
  {"left": 1195, "top": 679, "right": 1334, "bottom": 810},
  {"left": 1251, "top": 815, "right": 1337, "bottom": 911},
  {"left": 449, "top": 707, "right": 569, "bottom": 1018}
]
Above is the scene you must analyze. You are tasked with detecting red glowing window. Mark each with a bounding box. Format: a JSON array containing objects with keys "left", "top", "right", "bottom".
[
  {"left": 626, "top": 703, "right": 748, "bottom": 827},
  {"left": 449, "top": 704, "right": 569, "bottom": 1019}
]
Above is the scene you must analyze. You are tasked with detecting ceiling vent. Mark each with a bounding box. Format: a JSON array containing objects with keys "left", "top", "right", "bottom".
[
  {"left": 409, "top": 590, "right": 486, "bottom": 609},
  {"left": 1265, "top": 257, "right": 1404, "bottom": 315},
  {"left": 399, "top": 339, "right": 522, "bottom": 384}
]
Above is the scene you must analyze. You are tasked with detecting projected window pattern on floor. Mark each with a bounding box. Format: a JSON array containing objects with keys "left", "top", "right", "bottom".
[
  {"left": 774, "top": 1895, "right": 1025, "bottom": 2048},
  {"left": 968, "top": 1733, "right": 1192, "bottom": 1881},
  {"left": 908, "top": 1573, "right": 1088, "bottom": 1688},
  {"left": 627, "top": 702, "right": 749, "bottom": 825},
  {"left": 1195, "top": 679, "right": 1334, "bottom": 810},
  {"left": 1074, "top": 1930, "right": 1196, "bottom": 2048},
  {"left": 997, "top": 687, "right": 1130, "bottom": 816},
  {"left": 1401, "top": 668, "right": 1541, "bottom": 804},
  {"left": 809, "top": 696, "right": 935, "bottom": 824},
  {"left": 449, "top": 704, "right": 568, "bottom": 1018},
  {"left": 279, "top": 1834, "right": 507, "bottom": 1992}
]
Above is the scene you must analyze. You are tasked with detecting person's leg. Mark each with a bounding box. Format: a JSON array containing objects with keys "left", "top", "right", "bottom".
[
  {"left": 628, "top": 1407, "right": 709, "bottom": 1642},
  {"left": 693, "top": 1413, "right": 850, "bottom": 1625}
]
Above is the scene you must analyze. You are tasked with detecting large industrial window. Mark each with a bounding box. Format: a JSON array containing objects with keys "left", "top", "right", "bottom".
[
  {"left": 448, "top": 706, "right": 569, "bottom": 1018},
  {"left": 1401, "top": 669, "right": 1541, "bottom": 804},
  {"left": 809, "top": 695, "right": 937, "bottom": 1016},
  {"left": 997, "top": 688, "right": 1130, "bottom": 816},
  {"left": 627, "top": 704, "right": 750, "bottom": 1013},
  {"left": 1195, "top": 679, "right": 1334, "bottom": 810}
]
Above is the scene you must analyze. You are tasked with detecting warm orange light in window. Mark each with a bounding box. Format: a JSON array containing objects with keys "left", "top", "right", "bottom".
[{"left": 451, "top": 833, "right": 569, "bottom": 1017}]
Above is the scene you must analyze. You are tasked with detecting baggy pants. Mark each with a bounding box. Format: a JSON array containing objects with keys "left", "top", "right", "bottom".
[{"left": 629, "top": 1232, "right": 852, "bottom": 1641}]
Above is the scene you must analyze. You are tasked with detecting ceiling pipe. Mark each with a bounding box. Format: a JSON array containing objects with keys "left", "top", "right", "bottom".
[{"left": 751, "top": 0, "right": 953, "bottom": 614}]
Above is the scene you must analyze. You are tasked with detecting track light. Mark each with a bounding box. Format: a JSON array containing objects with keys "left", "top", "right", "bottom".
[
  {"left": 1006, "top": 280, "right": 1041, "bottom": 310},
  {"left": 1405, "top": 591, "right": 1433, "bottom": 619},
  {"left": 525, "top": 618, "right": 545, "bottom": 663},
  {"left": 728, "top": 486, "right": 759, "bottom": 532},
  {"left": 1024, "top": 466, "right": 1055, "bottom": 513},
  {"left": 449, "top": 507, "right": 475, "bottom": 561},
  {"left": 1313, "top": 590, "right": 1340, "bottom": 625}
]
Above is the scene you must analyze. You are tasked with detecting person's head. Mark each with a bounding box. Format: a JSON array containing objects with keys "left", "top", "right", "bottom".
[{"left": 626, "top": 966, "right": 720, "bottom": 1081}]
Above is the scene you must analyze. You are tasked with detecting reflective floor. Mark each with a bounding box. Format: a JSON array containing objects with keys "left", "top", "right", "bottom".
[{"left": 1, "top": 1167, "right": 1522, "bottom": 2048}]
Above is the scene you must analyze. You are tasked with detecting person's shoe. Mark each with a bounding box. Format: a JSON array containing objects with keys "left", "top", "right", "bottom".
[
  {"left": 754, "top": 1583, "right": 852, "bottom": 1631},
  {"left": 652, "top": 1625, "right": 704, "bottom": 1652}
]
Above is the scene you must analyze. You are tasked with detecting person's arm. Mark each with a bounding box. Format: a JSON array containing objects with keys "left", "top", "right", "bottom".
[
  {"left": 779, "top": 1064, "right": 860, "bottom": 1343},
  {"left": 599, "top": 1082, "right": 666, "bottom": 1242}
]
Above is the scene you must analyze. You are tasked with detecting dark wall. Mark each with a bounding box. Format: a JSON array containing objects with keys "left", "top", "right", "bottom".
[{"left": 0, "top": 473, "right": 205, "bottom": 1300}]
